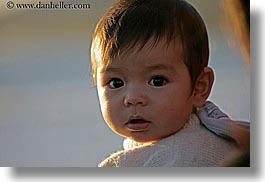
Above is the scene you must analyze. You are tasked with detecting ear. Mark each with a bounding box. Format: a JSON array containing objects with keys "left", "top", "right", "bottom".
[{"left": 193, "top": 67, "right": 214, "bottom": 108}]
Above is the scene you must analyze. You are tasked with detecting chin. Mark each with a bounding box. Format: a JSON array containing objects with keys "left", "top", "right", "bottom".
[{"left": 129, "top": 136, "right": 162, "bottom": 144}]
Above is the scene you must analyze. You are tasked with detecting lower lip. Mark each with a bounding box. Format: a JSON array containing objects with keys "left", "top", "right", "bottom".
[{"left": 126, "top": 121, "right": 150, "bottom": 131}]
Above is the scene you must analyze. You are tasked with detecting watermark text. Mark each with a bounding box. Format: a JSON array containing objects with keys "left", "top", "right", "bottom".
[{"left": 6, "top": 1, "right": 91, "bottom": 10}]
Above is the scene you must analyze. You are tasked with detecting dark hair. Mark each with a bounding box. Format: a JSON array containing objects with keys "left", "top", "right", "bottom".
[{"left": 91, "top": 0, "right": 209, "bottom": 89}]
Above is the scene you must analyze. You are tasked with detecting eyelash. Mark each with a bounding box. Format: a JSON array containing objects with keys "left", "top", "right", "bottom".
[
  {"left": 149, "top": 76, "right": 168, "bottom": 87},
  {"left": 107, "top": 78, "right": 124, "bottom": 89},
  {"left": 106, "top": 75, "right": 169, "bottom": 89}
]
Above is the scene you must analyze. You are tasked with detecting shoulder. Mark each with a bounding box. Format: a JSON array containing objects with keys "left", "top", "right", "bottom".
[
  {"left": 98, "top": 150, "right": 126, "bottom": 167},
  {"left": 99, "top": 117, "right": 237, "bottom": 167},
  {"left": 99, "top": 134, "right": 186, "bottom": 167},
  {"left": 98, "top": 144, "right": 161, "bottom": 167}
]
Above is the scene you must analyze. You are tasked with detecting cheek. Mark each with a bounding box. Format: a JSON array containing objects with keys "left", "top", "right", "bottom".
[
  {"left": 97, "top": 88, "right": 107, "bottom": 111},
  {"left": 152, "top": 89, "right": 194, "bottom": 120},
  {"left": 97, "top": 88, "right": 110, "bottom": 119},
  {"left": 97, "top": 88, "right": 122, "bottom": 124}
]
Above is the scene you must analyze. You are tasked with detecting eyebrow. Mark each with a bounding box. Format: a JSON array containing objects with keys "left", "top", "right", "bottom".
[
  {"left": 100, "top": 66, "right": 127, "bottom": 74},
  {"left": 100, "top": 64, "right": 176, "bottom": 74},
  {"left": 146, "top": 64, "right": 176, "bottom": 73}
]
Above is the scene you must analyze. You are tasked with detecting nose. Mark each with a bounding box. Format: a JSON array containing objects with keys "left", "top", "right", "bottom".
[{"left": 124, "top": 88, "right": 148, "bottom": 107}]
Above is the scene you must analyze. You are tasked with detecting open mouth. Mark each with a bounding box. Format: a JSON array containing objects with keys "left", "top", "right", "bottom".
[{"left": 126, "top": 118, "right": 151, "bottom": 131}]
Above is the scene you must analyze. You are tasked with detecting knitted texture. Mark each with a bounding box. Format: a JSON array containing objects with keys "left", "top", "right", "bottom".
[
  {"left": 197, "top": 101, "right": 250, "bottom": 150},
  {"left": 98, "top": 113, "right": 237, "bottom": 167}
]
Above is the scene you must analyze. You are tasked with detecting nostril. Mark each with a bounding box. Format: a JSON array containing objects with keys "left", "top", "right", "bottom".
[
  {"left": 124, "top": 98, "right": 137, "bottom": 106},
  {"left": 124, "top": 96, "right": 148, "bottom": 107}
]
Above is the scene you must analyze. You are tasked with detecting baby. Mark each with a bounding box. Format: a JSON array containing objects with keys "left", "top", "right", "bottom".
[{"left": 90, "top": 0, "right": 250, "bottom": 167}]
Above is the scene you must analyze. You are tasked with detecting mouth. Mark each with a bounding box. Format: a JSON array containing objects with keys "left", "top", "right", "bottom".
[{"left": 126, "top": 116, "right": 151, "bottom": 132}]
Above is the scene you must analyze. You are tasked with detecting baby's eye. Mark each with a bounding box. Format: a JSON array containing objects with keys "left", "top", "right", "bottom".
[
  {"left": 108, "top": 78, "right": 124, "bottom": 89},
  {"left": 149, "top": 76, "right": 168, "bottom": 87}
]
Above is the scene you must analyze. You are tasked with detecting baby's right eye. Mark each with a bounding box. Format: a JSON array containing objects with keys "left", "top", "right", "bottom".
[{"left": 108, "top": 78, "right": 124, "bottom": 89}]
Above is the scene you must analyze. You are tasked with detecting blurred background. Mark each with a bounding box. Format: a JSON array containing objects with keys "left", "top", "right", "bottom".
[{"left": 0, "top": 0, "right": 249, "bottom": 166}]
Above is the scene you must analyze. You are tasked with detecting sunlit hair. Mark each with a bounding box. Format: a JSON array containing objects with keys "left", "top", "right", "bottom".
[
  {"left": 91, "top": 0, "right": 209, "bottom": 89},
  {"left": 221, "top": 0, "right": 250, "bottom": 64}
]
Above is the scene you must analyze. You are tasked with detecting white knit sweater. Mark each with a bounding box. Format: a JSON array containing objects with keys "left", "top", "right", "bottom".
[{"left": 98, "top": 101, "right": 249, "bottom": 167}]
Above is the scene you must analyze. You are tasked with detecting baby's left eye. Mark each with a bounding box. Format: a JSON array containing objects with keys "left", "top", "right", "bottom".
[{"left": 149, "top": 76, "right": 168, "bottom": 87}]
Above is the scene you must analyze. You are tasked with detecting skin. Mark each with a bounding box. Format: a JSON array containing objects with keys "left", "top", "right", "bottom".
[{"left": 96, "top": 38, "right": 203, "bottom": 143}]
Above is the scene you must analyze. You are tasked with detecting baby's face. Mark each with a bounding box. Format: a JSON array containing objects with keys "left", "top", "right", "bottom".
[{"left": 96, "top": 38, "right": 195, "bottom": 143}]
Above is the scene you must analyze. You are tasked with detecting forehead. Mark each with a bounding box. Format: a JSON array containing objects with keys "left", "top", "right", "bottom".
[{"left": 98, "top": 37, "right": 183, "bottom": 71}]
